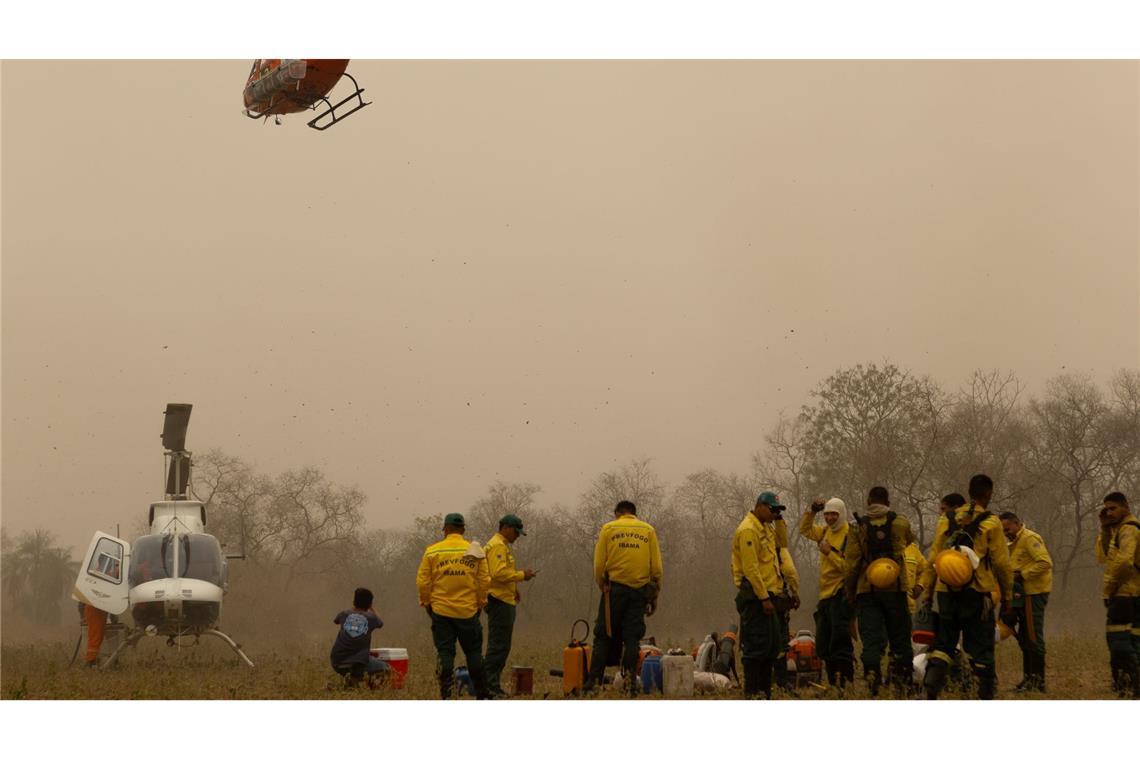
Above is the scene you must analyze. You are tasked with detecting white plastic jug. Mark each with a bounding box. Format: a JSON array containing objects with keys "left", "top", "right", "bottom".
[{"left": 661, "top": 653, "right": 695, "bottom": 698}]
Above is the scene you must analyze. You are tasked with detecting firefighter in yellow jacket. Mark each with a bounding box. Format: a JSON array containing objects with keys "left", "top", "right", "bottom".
[
  {"left": 844, "top": 485, "right": 915, "bottom": 696},
  {"left": 903, "top": 541, "right": 929, "bottom": 615},
  {"left": 1096, "top": 491, "right": 1140, "bottom": 697},
  {"left": 1000, "top": 511, "right": 1052, "bottom": 692},
  {"left": 800, "top": 497, "right": 854, "bottom": 687},
  {"left": 482, "top": 514, "right": 537, "bottom": 698},
  {"left": 732, "top": 491, "right": 786, "bottom": 698},
  {"left": 416, "top": 512, "right": 492, "bottom": 699},
  {"left": 917, "top": 474, "right": 1013, "bottom": 700},
  {"left": 584, "top": 500, "right": 663, "bottom": 695}
]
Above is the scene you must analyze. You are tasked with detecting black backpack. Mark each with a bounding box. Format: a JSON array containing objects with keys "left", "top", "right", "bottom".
[
  {"left": 946, "top": 508, "right": 991, "bottom": 551},
  {"left": 857, "top": 511, "right": 899, "bottom": 562}
]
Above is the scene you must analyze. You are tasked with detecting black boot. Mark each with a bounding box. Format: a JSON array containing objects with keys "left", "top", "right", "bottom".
[
  {"left": 975, "top": 664, "right": 996, "bottom": 701},
  {"left": 438, "top": 671, "right": 454, "bottom": 700},
  {"left": 1014, "top": 649, "right": 1030, "bottom": 691},
  {"left": 865, "top": 667, "right": 882, "bottom": 698},
  {"left": 757, "top": 658, "right": 774, "bottom": 699},
  {"left": 773, "top": 656, "right": 790, "bottom": 691},
  {"left": 891, "top": 660, "right": 914, "bottom": 698},
  {"left": 924, "top": 658, "right": 948, "bottom": 700},
  {"left": 743, "top": 659, "right": 763, "bottom": 698},
  {"left": 1111, "top": 665, "right": 1124, "bottom": 696},
  {"left": 1034, "top": 653, "right": 1047, "bottom": 693},
  {"left": 469, "top": 664, "right": 491, "bottom": 700}
]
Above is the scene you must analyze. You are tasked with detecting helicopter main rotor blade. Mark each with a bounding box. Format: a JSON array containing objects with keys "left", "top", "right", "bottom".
[{"left": 161, "top": 403, "right": 193, "bottom": 452}]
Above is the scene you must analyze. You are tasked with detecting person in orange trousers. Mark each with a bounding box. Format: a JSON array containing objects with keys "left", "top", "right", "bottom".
[{"left": 83, "top": 603, "right": 108, "bottom": 667}]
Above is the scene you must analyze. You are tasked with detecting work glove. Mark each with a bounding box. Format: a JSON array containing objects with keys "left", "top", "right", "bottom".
[{"left": 811, "top": 500, "right": 826, "bottom": 513}]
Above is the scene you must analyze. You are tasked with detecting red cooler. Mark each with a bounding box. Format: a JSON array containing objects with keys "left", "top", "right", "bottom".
[{"left": 371, "top": 647, "right": 409, "bottom": 688}]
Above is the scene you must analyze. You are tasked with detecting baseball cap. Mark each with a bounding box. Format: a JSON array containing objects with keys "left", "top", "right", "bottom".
[
  {"left": 756, "top": 491, "right": 786, "bottom": 512},
  {"left": 500, "top": 514, "right": 526, "bottom": 535},
  {"left": 443, "top": 513, "right": 466, "bottom": 528}
]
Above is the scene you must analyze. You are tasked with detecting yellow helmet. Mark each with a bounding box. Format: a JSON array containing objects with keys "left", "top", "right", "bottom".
[
  {"left": 866, "top": 558, "right": 901, "bottom": 589},
  {"left": 996, "top": 620, "right": 1015, "bottom": 641},
  {"left": 934, "top": 549, "right": 974, "bottom": 588}
]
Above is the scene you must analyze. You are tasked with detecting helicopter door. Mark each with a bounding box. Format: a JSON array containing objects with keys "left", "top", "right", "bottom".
[{"left": 73, "top": 532, "right": 131, "bottom": 615}]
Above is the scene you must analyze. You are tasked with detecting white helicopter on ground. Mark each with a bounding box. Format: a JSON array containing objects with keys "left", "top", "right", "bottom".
[{"left": 72, "top": 403, "right": 254, "bottom": 668}]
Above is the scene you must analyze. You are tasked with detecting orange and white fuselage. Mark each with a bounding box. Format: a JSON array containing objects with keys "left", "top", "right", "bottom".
[{"left": 243, "top": 59, "right": 349, "bottom": 117}]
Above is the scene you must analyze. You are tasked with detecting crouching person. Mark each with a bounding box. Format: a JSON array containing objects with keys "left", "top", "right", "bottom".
[{"left": 330, "top": 587, "right": 389, "bottom": 687}]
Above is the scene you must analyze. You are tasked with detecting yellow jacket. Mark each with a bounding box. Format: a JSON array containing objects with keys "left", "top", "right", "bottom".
[
  {"left": 1096, "top": 519, "right": 1140, "bottom": 599},
  {"left": 416, "top": 533, "right": 490, "bottom": 618},
  {"left": 799, "top": 510, "right": 849, "bottom": 600},
  {"left": 732, "top": 512, "right": 782, "bottom": 600},
  {"left": 593, "top": 514, "right": 663, "bottom": 591},
  {"left": 903, "top": 542, "right": 928, "bottom": 613},
  {"left": 485, "top": 532, "right": 525, "bottom": 606},
  {"left": 1008, "top": 526, "right": 1052, "bottom": 595},
  {"left": 844, "top": 510, "right": 915, "bottom": 596},
  {"left": 919, "top": 504, "right": 1013, "bottom": 602}
]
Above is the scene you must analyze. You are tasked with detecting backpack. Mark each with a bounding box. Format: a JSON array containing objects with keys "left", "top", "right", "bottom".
[
  {"left": 1114, "top": 518, "right": 1140, "bottom": 571},
  {"left": 858, "top": 511, "right": 899, "bottom": 562},
  {"left": 946, "top": 508, "right": 992, "bottom": 551}
]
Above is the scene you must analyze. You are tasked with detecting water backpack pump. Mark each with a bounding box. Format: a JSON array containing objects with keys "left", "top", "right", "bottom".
[
  {"left": 935, "top": 508, "right": 991, "bottom": 588},
  {"left": 561, "top": 618, "right": 591, "bottom": 694},
  {"left": 859, "top": 512, "right": 901, "bottom": 589}
]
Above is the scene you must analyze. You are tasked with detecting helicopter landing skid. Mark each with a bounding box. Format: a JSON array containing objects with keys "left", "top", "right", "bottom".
[
  {"left": 202, "top": 628, "right": 255, "bottom": 668},
  {"left": 307, "top": 72, "right": 370, "bottom": 131},
  {"left": 101, "top": 629, "right": 146, "bottom": 670},
  {"left": 100, "top": 628, "right": 254, "bottom": 669}
]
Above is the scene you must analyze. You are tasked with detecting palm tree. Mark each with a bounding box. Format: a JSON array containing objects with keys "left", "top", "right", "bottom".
[{"left": 1, "top": 529, "right": 77, "bottom": 625}]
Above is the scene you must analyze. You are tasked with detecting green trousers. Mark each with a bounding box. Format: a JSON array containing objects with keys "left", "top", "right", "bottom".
[
  {"left": 587, "top": 582, "right": 647, "bottom": 690},
  {"left": 483, "top": 595, "right": 517, "bottom": 697},
  {"left": 1105, "top": 595, "right": 1140, "bottom": 695},
  {"left": 855, "top": 591, "right": 913, "bottom": 681},
  {"left": 430, "top": 610, "right": 488, "bottom": 699},
  {"left": 933, "top": 589, "right": 994, "bottom": 667},
  {"left": 814, "top": 594, "right": 855, "bottom": 683},
  {"left": 736, "top": 580, "right": 780, "bottom": 697},
  {"left": 1016, "top": 593, "right": 1048, "bottom": 657}
]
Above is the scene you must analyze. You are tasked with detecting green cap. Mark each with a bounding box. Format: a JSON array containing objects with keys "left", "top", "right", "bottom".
[
  {"left": 500, "top": 514, "right": 526, "bottom": 536},
  {"left": 756, "top": 491, "right": 785, "bottom": 511},
  {"left": 443, "top": 513, "right": 466, "bottom": 528}
]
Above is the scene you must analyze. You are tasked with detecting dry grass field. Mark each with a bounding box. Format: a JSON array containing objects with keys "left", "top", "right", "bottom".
[{"left": 0, "top": 632, "right": 1125, "bottom": 700}]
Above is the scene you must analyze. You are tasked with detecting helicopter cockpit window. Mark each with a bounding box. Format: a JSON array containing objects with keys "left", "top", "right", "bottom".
[
  {"left": 88, "top": 538, "right": 123, "bottom": 584},
  {"left": 129, "top": 535, "right": 171, "bottom": 585},
  {"left": 182, "top": 534, "right": 224, "bottom": 586}
]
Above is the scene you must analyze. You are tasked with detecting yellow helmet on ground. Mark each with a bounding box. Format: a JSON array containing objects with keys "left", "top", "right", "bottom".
[
  {"left": 996, "top": 620, "right": 1015, "bottom": 641},
  {"left": 934, "top": 549, "right": 974, "bottom": 588},
  {"left": 866, "top": 557, "right": 901, "bottom": 589}
]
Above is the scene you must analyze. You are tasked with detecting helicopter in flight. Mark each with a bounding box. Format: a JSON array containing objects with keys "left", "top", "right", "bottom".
[
  {"left": 72, "top": 404, "right": 254, "bottom": 668},
  {"left": 242, "top": 59, "right": 370, "bottom": 130}
]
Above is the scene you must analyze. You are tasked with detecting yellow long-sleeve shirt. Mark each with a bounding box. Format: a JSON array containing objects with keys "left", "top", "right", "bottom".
[
  {"left": 416, "top": 533, "right": 490, "bottom": 618},
  {"left": 799, "top": 510, "right": 849, "bottom": 599},
  {"left": 919, "top": 504, "right": 1013, "bottom": 602},
  {"left": 903, "top": 542, "right": 928, "bottom": 613},
  {"left": 485, "top": 532, "right": 525, "bottom": 605},
  {"left": 1008, "top": 526, "right": 1053, "bottom": 595},
  {"left": 593, "top": 514, "right": 663, "bottom": 591},
  {"left": 1096, "top": 519, "right": 1140, "bottom": 599},
  {"left": 731, "top": 512, "right": 782, "bottom": 600}
]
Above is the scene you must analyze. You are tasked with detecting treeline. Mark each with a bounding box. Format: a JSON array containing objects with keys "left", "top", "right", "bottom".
[{"left": 4, "top": 365, "right": 1138, "bottom": 644}]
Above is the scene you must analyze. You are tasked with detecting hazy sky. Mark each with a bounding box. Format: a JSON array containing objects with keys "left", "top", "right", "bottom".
[{"left": 2, "top": 60, "right": 1137, "bottom": 553}]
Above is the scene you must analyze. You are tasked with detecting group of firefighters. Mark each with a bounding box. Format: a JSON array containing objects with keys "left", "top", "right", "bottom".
[{"left": 412, "top": 474, "right": 1140, "bottom": 699}]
